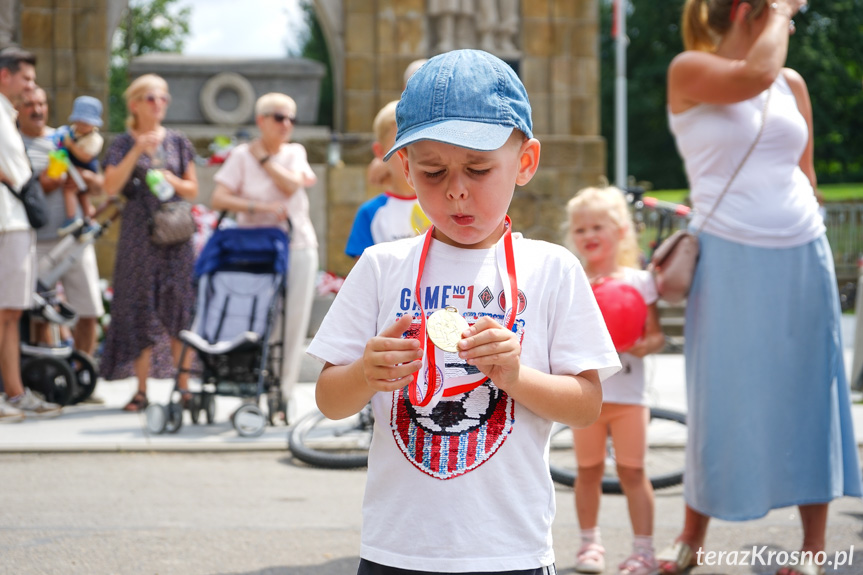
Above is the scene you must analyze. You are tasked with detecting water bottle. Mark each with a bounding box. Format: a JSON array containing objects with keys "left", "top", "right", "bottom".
[{"left": 146, "top": 169, "right": 175, "bottom": 201}]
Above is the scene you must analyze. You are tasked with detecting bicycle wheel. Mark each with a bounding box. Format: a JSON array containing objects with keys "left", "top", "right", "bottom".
[
  {"left": 288, "top": 406, "right": 373, "bottom": 469},
  {"left": 549, "top": 407, "right": 687, "bottom": 493}
]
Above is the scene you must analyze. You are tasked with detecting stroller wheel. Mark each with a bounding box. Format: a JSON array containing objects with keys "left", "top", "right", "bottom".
[
  {"left": 145, "top": 404, "right": 167, "bottom": 434},
  {"left": 203, "top": 393, "right": 216, "bottom": 424},
  {"left": 165, "top": 402, "right": 184, "bottom": 434},
  {"left": 21, "top": 355, "right": 77, "bottom": 406},
  {"left": 233, "top": 403, "right": 266, "bottom": 437}
]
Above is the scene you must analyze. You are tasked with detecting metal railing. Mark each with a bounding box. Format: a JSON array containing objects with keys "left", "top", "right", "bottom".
[
  {"left": 633, "top": 197, "right": 863, "bottom": 283},
  {"left": 823, "top": 203, "right": 863, "bottom": 282}
]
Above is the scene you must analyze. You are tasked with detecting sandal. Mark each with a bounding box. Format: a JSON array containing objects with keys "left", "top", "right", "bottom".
[
  {"left": 576, "top": 542, "right": 606, "bottom": 574},
  {"left": 123, "top": 392, "right": 148, "bottom": 412},
  {"left": 619, "top": 550, "right": 659, "bottom": 575},
  {"left": 656, "top": 541, "right": 696, "bottom": 575},
  {"left": 776, "top": 558, "right": 826, "bottom": 575}
]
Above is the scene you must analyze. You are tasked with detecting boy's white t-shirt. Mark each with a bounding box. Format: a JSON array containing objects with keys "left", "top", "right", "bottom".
[
  {"left": 602, "top": 267, "right": 658, "bottom": 406},
  {"left": 307, "top": 232, "right": 620, "bottom": 572}
]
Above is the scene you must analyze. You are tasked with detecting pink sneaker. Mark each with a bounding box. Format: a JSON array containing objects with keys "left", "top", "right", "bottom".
[
  {"left": 618, "top": 550, "right": 659, "bottom": 575},
  {"left": 576, "top": 542, "right": 606, "bottom": 574}
]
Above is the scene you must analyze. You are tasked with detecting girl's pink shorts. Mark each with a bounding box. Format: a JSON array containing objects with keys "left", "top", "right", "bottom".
[{"left": 572, "top": 403, "right": 649, "bottom": 469}]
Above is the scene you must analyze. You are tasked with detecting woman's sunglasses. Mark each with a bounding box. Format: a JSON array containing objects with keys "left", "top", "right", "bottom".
[
  {"left": 268, "top": 112, "right": 296, "bottom": 125},
  {"left": 144, "top": 93, "right": 170, "bottom": 105}
]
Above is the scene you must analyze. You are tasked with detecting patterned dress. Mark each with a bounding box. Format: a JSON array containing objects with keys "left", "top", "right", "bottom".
[{"left": 99, "top": 130, "right": 196, "bottom": 380}]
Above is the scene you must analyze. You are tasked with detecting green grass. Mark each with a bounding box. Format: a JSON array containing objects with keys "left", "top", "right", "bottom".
[{"left": 648, "top": 182, "right": 863, "bottom": 204}]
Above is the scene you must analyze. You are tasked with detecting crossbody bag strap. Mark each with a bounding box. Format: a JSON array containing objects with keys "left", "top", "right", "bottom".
[
  {"left": 2, "top": 152, "right": 36, "bottom": 203},
  {"left": 696, "top": 86, "right": 772, "bottom": 234},
  {"left": 3, "top": 180, "right": 24, "bottom": 202}
]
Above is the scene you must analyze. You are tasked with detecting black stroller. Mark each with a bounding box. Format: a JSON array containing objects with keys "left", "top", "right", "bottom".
[{"left": 145, "top": 226, "right": 289, "bottom": 437}]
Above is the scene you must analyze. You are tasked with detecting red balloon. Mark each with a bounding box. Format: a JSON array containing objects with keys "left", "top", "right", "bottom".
[{"left": 591, "top": 278, "right": 648, "bottom": 352}]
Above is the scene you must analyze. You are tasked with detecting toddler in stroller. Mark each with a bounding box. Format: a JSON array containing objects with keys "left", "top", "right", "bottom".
[{"left": 145, "top": 226, "right": 289, "bottom": 437}]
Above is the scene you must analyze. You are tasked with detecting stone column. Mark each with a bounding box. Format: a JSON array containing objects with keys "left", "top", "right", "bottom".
[
  {"left": 0, "top": 0, "right": 16, "bottom": 47},
  {"left": 18, "top": 0, "right": 120, "bottom": 127}
]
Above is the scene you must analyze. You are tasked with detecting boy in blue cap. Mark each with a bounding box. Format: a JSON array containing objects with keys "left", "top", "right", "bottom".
[
  {"left": 308, "top": 49, "right": 620, "bottom": 575},
  {"left": 56, "top": 95, "right": 104, "bottom": 239}
]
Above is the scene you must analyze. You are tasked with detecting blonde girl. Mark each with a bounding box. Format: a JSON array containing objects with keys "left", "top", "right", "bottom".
[{"left": 565, "top": 186, "right": 665, "bottom": 575}]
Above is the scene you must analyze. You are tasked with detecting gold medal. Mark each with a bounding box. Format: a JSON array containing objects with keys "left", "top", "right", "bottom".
[{"left": 426, "top": 306, "right": 469, "bottom": 352}]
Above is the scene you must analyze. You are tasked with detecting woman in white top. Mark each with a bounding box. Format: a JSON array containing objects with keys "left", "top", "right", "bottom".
[
  {"left": 211, "top": 92, "right": 318, "bottom": 424},
  {"left": 658, "top": 2, "right": 861, "bottom": 575}
]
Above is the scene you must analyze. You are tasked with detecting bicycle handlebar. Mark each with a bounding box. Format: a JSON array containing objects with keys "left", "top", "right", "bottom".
[{"left": 642, "top": 196, "right": 692, "bottom": 218}]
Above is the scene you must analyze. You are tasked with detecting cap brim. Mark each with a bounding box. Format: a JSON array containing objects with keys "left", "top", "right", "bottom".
[
  {"left": 383, "top": 120, "right": 513, "bottom": 161},
  {"left": 68, "top": 115, "right": 103, "bottom": 127}
]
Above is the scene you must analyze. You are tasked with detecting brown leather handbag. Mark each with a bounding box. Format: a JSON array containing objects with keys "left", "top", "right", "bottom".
[
  {"left": 650, "top": 88, "right": 772, "bottom": 303},
  {"left": 148, "top": 200, "right": 196, "bottom": 246}
]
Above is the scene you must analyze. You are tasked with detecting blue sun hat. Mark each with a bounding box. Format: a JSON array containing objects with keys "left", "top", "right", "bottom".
[
  {"left": 383, "top": 49, "right": 533, "bottom": 161},
  {"left": 68, "top": 95, "right": 103, "bottom": 127}
]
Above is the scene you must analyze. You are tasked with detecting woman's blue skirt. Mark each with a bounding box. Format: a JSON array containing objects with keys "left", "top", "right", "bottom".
[{"left": 684, "top": 232, "right": 862, "bottom": 521}]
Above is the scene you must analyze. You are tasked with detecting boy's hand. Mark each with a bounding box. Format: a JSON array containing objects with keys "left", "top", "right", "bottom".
[
  {"left": 457, "top": 316, "right": 521, "bottom": 391},
  {"left": 362, "top": 314, "right": 422, "bottom": 393}
]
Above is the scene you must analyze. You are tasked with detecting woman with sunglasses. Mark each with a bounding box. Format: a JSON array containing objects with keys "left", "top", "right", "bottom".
[
  {"left": 211, "top": 92, "right": 318, "bottom": 424},
  {"left": 656, "top": 2, "right": 861, "bottom": 575},
  {"left": 100, "top": 73, "right": 199, "bottom": 412}
]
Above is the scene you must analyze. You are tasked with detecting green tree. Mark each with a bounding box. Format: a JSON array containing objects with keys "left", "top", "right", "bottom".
[
  {"left": 605, "top": 0, "right": 863, "bottom": 189},
  {"left": 108, "top": 0, "right": 191, "bottom": 132},
  {"left": 295, "top": 0, "right": 333, "bottom": 128},
  {"left": 601, "top": 0, "right": 685, "bottom": 189},
  {"left": 786, "top": 1, "right": 863, "bottom": 184}
]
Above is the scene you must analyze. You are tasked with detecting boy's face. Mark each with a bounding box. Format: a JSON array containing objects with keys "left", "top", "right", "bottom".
[{"left": 399, "top": 133, "right": 539, "bottom": 249}]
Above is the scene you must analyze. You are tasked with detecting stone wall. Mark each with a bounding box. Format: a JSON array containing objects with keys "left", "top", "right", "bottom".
[
  {"left": 16, "top": 0, "right": 125, "bottom": 127},
  {"left": 327, "top": 0, "right": 605, "bottom": 278}
]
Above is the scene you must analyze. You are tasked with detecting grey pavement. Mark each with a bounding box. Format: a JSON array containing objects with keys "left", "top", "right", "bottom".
[{"left": 0, "top": 318, "right": 862, "bottom": 574}]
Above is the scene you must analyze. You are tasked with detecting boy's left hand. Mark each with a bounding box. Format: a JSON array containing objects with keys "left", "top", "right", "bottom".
[{"left": 457, "top": 316, "right": 521, "bottom": 391}]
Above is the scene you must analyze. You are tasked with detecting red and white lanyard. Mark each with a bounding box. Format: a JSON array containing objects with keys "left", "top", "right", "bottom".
[{"left": 408, "top": 216, "right": 518, "bottom": 407}]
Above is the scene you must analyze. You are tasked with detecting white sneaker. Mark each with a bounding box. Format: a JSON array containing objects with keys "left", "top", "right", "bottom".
[
  {"left": 8, "top": 389, "right": 62, "bottom": 416},
  {"left": 0, "top": 397, "right": 25, "bottom": 423}
]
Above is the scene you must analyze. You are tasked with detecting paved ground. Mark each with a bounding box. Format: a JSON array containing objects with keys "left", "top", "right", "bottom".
[
  {"left": 0, "top": 318, "right": 862, "bottom": 574},
  {"left": 1, "top": 450, "right": 861, "bottom": 575}
]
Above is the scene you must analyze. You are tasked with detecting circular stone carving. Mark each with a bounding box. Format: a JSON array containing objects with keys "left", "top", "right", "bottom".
[{"left": 199, "top": 72, "right": 256, "bottom": 125}]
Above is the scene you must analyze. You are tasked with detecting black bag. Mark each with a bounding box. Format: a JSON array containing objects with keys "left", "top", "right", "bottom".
[{"left": 4, "top": 174, "right": 48, "bottom": 229}]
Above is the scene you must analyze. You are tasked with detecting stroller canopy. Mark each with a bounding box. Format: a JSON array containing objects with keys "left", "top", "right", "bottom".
[{"left": 195, "top": 227, "right": 289, "bottom": 279}]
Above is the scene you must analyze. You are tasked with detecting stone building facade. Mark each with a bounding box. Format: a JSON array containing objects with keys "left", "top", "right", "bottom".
[{"left": 7, "top": 0, "right": 605, "bottom": 280}]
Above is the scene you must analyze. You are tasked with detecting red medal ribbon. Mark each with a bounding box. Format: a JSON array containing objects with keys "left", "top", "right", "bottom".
[{"left": 408, "top": 216, "right": 518, "bottom": 407}]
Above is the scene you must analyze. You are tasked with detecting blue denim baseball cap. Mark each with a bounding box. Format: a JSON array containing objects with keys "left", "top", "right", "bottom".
[
  {"left": 68, "top": 95, "right": 103, "bottom": 127},
  {"left": 383, "top": 50, "right": 533, "bottom": 161}
]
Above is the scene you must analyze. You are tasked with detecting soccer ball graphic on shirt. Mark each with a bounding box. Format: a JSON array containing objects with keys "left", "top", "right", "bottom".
[
  {"left": 405, "top": 371, "right": 503, "bottom": 435},
  {"left": 391, "top": 314, "right": 518, "bottom": 480}
]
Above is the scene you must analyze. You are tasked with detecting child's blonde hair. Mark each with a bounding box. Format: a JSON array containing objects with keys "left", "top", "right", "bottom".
[
  {"left": 565, "top": 185, "right": 641, "bottom": 269},
  {"left": 372, "top": 100, "right": 399, "bottom": 145}
]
